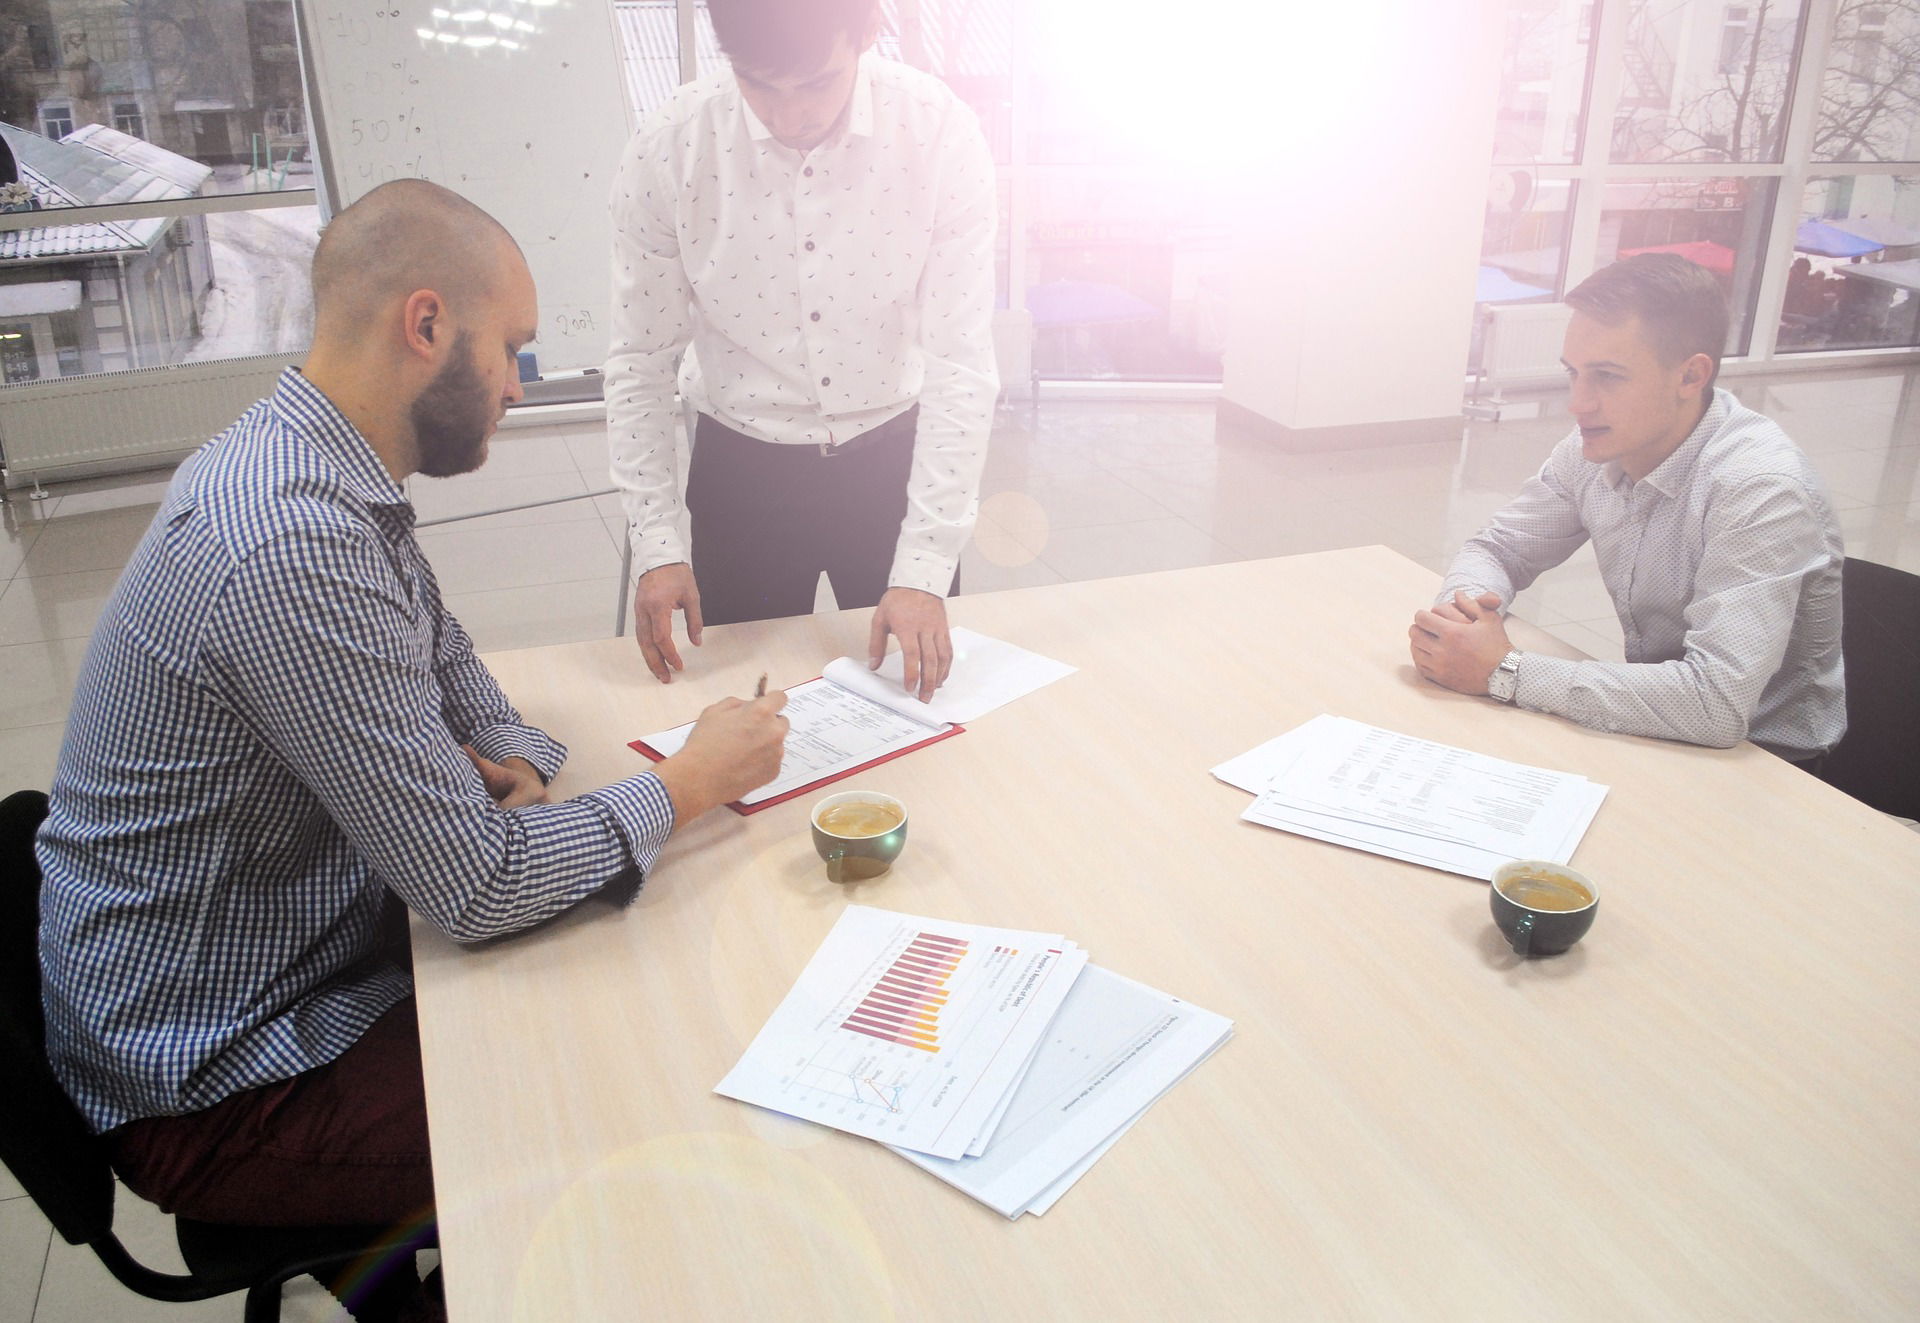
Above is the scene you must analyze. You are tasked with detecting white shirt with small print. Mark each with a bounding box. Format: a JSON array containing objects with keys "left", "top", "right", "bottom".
[
  {"left": 1439, "top": 388, "right": 1846, "bottom": 759},
  {"left": 605, "top": 52, "right": 999, "bottom": 597}
]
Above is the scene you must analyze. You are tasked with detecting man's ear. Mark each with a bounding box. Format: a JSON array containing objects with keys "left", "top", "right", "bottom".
[
  {"left": 1679, "top": 351, "right": 1714, "bottom": 398},
  {"left": 401, "top": 289, "right": 445, "bottom": 360}
]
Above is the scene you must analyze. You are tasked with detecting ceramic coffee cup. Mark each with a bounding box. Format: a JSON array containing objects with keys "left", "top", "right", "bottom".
[
  {"left": 1490, "top": 860, "right": 1599, "bottom": 957},
  {"left": 810, "top": 791, "right": 908, "bottom": 883}
]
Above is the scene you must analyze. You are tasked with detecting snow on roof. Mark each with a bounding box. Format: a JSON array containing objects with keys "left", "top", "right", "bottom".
[{"left": 0, "top": 123, "right": 208, "bottom": 261}]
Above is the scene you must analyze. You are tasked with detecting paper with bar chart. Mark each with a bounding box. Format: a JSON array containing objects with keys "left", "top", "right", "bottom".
[{"left": 715, "top": 906, "right": 1088, "bottom": 1159}]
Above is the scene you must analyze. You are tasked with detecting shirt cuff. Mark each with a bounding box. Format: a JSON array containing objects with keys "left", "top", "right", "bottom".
[
  {"left": 632, "top": 528, "right": 691, "bottom": 580},
  {"left": 1513, "top": 652, "right": 1579, "bottom": 716},
  {"left": 887, "top": 545, "right": 961, "bottom": 598},
  {"left": 577, "top": 771, "right": 676, "bottom": 904},
  {"left": 467, "top": 725, "right": 567, "bottom": 783}
]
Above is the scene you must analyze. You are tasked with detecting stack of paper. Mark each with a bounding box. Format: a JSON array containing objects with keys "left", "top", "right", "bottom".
[
  {"left": 1214, "top": 715, "right": 1607, "bottom": 880},
  {"left": 715, "top": 905, "right": 1232, "bottom": 1218},
  {"left": 825, "top": 626, "right": 1078, "bottom": 726}
]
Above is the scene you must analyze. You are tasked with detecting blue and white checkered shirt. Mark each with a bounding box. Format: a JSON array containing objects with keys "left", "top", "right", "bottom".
[{"left": 37, "top": 368, "right": 673, "bottom": 1132}]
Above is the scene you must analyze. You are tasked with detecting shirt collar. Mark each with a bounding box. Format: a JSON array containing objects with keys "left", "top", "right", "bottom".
[
  {"left": 737, "top": 51, "right": 876, "bottom": 147},
  {"left": 269, "top": 368, "right": 412, "bottom": 518},
  {"left": 1606, "top": 387, "right": 1730, "bottom": 498}
]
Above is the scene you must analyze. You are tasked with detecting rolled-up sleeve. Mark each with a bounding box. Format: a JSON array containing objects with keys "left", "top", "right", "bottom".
[{"left": 205, "top": 526, "right": 674, "bottom": 942}]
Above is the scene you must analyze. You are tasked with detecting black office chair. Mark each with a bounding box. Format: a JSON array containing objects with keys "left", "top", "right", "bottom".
[
  {"left": 1821, "top": 558, "right": 1920, "bottom": 821},
  {"left": 0, "top": 789, "right": 432, "bottom": 1323}
]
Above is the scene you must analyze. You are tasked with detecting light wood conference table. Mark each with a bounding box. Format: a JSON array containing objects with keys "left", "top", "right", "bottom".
[{"left": 411, "top": 546, "right": 1920, "bottom": 1321}]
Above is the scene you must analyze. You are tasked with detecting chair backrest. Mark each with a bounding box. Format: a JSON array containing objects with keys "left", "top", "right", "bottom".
[
  {"left": 1823, "top": 558, "right": 1920, "bottom": 821},
  {"left": 0, "top": 789, "right": 121, "bottom": 1247}
]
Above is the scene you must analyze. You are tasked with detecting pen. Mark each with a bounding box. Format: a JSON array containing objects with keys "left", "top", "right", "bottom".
[{"left": 754, "top": 672, "right": 768, "bottom": 699}]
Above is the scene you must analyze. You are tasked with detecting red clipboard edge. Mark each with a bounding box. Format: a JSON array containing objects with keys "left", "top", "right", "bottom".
[{"left": 628, "top": 718, "right": 965, "bottom": 816}]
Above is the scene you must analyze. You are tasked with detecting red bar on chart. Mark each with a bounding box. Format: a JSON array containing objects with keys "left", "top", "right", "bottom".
[{"left": 842, "top": 932, "right": 969, "bottom": 1052}]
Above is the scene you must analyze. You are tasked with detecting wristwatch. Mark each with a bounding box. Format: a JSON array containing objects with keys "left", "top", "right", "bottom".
[{"left": 1487, "top": 650, "right": 1523, "bottom": 704}]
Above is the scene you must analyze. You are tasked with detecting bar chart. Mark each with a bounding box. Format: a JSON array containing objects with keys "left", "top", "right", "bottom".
[
  {"left": 841, "top": 932, "right": 968, "bottom": 1052},
  {"left": 717, "top": 908, "right": 1088, "bottom": 1158}
]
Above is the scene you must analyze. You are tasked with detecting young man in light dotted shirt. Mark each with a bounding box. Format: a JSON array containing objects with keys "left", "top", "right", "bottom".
[
  {"left": 605, "top": 0, "right": 998, "bottom": 704},
  {"left": 1409, "top": 253, "right": 1846, "bottom": 768}
]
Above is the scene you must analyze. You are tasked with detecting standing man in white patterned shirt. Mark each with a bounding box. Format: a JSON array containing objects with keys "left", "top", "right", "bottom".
[
  {"left": 1410, "top": 254, "right": 1845, "bottom": 767},
  {"left": 606, "top": 0, "right": 998, "bottom": 702}
]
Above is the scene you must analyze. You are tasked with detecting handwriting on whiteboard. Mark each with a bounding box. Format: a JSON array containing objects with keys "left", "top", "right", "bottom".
[{"left": 549, "top": 308, "right": 599, "bottom": 340}]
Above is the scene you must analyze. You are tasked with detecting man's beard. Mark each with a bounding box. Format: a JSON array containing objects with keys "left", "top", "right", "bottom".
[{"left": 410, "top": 331, "right": 494, "bottom": 478}]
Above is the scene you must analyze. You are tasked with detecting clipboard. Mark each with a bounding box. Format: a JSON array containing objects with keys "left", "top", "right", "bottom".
[{"left": 629, "top": 676, "right": 966, "bottom": 815}]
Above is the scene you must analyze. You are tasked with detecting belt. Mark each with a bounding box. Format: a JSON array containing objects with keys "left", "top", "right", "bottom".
[{"left": 814, "top": 408, "right": 917, "bottom": 458}]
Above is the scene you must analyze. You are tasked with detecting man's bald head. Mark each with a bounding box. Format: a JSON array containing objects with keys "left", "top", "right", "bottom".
[{"left": 311, "top": 179, "right": 525, "bottom": 339}]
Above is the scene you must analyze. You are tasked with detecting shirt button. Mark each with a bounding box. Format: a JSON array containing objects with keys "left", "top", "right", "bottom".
[
  {"left": 821, "top": 376, "right": 831, "bottom": 387},
  {"left": 804, "top": 166, "right": 814, "bottom": 177},
  {"left": 804, "top": 240, "right": 815, "bottom": 251},
  {"left": 810, "top": 311, "right": 821, "bottom": 322}
]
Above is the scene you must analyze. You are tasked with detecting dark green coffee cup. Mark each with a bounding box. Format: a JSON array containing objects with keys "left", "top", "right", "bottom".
[
  {"left": 1490, "top": 860, "right": 1599, "bottom": 957},
  {"left": 810, "top": 791, "right": 908, "bottom": 883}
]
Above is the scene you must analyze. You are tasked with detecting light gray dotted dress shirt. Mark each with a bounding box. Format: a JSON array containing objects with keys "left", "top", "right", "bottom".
[
  {"left": 605, "top": 52, "right": 1000, "bottom": 597},
  {"left": 1439, "top": 388, "right": 1846, "bottom": 759}
]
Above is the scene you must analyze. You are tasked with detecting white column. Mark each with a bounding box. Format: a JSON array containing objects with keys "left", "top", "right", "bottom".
[{"left": 1221, "top": 0, "right": 1506, "bottom": 443}]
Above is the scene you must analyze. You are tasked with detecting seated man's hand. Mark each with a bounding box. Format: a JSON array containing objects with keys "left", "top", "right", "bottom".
[
  {"left": 653, "top": 692, "right": 790, "bottom": 821},
  {"left": 1429, "top": 588, "right": 1503, "bottom": 624},
  {"left": 1409, "top": 591, "right": 1514, "bottom": 695},
  {"left": 464, "top": 746, "right": 551, "bottom": 808},
  {"left": 869, "top": 587, "right": 952, "bottom": 703},
  {"left": 634, "top": 562, "right": 703, "bottom": 684}
]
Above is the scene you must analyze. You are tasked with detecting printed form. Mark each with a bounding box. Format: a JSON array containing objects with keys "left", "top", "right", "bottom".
[
  {"left": 640, "top": 678, "right": 950, "bottom": 807},
  {"left": 1215, "top": 715, "right": 1607, "bottom": 879}
]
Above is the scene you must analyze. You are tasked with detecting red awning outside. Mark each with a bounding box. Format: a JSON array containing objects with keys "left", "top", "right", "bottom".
[{"left": 1617, "top": 240, "right": 1737, "bottom": 275}]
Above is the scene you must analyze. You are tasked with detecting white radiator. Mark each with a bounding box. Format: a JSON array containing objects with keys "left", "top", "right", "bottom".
[
  {"left": 1481, "top": 302, "right": 1574, "bottom": 384},
  {"left": 0, "top": 352, "right": 301, "bottom": 486}
]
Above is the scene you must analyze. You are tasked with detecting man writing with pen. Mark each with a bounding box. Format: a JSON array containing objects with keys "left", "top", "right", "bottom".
[
  {"left": 605, "top": 0, "right": 999, "bottom": 703},
  {"left": 34, "top": 180, "right": 790, "bottom": 1321}
]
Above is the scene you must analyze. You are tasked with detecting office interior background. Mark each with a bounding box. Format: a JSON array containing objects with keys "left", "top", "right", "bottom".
[{"left": 1, "top": 1, "right": 1918, "bottom": 1317}]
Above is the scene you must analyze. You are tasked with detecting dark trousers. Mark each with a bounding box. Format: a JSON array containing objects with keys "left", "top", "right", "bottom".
[
  {"left": 107, "top": 999, "right": 435, "bottom": 1229},
  {"left": 686, "top": 407, "right": 958, "bottom": 626}
]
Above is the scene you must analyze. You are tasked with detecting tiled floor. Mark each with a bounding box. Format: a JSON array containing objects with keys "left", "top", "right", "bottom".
[{"left": 3, "top": 365, "right": 1918, "bottom": 1321}]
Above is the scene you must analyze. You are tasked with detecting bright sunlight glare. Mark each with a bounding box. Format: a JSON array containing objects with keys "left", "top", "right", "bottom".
[{"left": 1030, "top": 1, "right": 1370, "bottom": 166}]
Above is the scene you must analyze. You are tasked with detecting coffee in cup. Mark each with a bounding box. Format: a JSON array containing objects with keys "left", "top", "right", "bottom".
[
  {"left": 811, "top": 791, "right": 908, "bottom": 883},
  {"left": 1489, "top": 860, "right": 1599, "bottom": 957}
]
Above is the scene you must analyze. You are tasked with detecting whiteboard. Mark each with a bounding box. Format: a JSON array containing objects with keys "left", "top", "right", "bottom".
[{"left": 296, "top": 0, "right": 634, "bottom": 373}]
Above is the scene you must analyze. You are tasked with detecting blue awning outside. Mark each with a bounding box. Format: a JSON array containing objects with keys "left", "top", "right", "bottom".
[
  {"left": 1831, "top": 216, "right": 1920, "bottom": 248},
  {"left": 1795, "top": 219, "right": 1884, "bottom": 258},
  {"left": 1476, "top": 265, "right": 1552, "bottom": 303},
  {"left": 1025, "top": 280, "right": 1160, "bottom": 329}
]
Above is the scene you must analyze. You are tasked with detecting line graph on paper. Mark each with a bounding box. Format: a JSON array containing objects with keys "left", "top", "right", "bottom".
[{"left": 792, "top": 1059, "right": 914, "bottom": 1114}]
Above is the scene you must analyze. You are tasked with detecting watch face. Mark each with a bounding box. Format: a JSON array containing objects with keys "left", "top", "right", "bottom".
[{"left": 1489, "top": 657, "right": 1519, "bottom": 702}]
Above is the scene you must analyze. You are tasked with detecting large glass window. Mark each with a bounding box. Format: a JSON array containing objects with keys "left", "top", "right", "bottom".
[
  {"left": 1025, "top": 172, "right": 1228, "bottom": 381},
  {"left": 0, "top": 0, "right": 318, "bottom": 383},
  {"left": 1494, "top": 0, "right": 1597, "bottom": 164},
  {"left": 1598, "top": 175, "right": 1778, "bottom": 354},
  {"left": 1480, "top": 173, "right": 1576, "bottom": 312},
  {"left": 1481, "top": 0, "right": 1920, "bottom": 372},
  {"left": 1610, "top": 0, "right": 1807, "bottom": 163},
  {"left": 1780, "top": 174, "right": 1920, "bottom": 351},
  {"left": 1814, "top": 1, "right": 1920, "bottom": 162}
]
